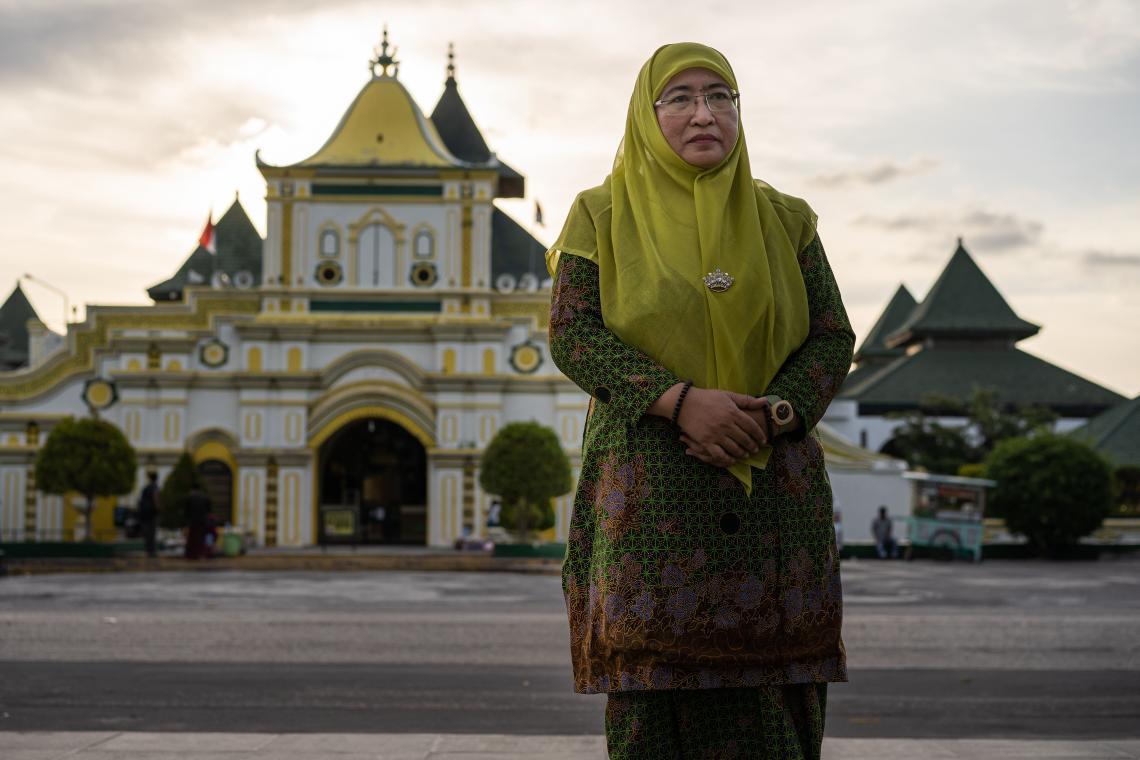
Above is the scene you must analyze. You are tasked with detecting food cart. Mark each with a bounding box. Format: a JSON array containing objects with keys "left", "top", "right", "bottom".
[{"left": 904, "top": 472, "right": 996, "bottom": 562}]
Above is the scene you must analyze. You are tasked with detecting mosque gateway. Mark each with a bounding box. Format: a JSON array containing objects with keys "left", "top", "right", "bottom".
[{"left": 0, "top": 36, "right": 580, "bottom": 547}]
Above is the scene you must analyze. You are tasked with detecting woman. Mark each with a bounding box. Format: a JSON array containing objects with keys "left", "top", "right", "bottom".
[{"left": 547, "top": 42, "right": 855, "bottom": 759}]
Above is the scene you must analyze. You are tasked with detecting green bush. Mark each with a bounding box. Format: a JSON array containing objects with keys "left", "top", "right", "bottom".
[
  {"left": 985, "top": 434, "right": 1114, "bottom": 555},
  {"left": 479, "top": 421, "right": 571, "bottom": 540},
  {"left": 36, "top": 417, "right": 137, "bottom": 541},
  {"left": 159, "top": 452, "right": 202, "bottom": 530}
]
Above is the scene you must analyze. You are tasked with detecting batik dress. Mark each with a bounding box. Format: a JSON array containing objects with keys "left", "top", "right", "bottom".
[{"left": 549, "top": 234, "right": 855, "bottom": 756}]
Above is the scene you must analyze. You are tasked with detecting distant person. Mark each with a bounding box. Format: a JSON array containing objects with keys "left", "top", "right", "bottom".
[
  {"left": 872, "top": 506, "right": 898, "bottom": 559},
  {"left": 834, "top": 509, "right": 844, "bottom": 554},
  {"left": 137, "top": 472, "right": 160, "bottom": 558},
  {"left": 184, "top": 485, "right": 211, "bottom": 560}
]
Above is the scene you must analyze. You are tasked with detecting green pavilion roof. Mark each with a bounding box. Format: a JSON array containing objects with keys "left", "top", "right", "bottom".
[
  {"left": 840, "top": 346, "right": 1126, "bottom": 417},
  {"left": 887, "top": 239, "right": 1040, "bottom": 347},
  {"left": 1069, "top": 396, "right": 1140, "bottom": 468}
]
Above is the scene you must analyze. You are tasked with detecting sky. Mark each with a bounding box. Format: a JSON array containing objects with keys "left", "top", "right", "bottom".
[{"left": 1, "top": 0, "right": 1137, "bottom": 397}]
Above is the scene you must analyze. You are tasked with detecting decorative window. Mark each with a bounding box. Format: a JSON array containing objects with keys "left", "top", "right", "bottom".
[
  {"left": 413, "top": 229, "right": 434, "bottom": 259},
  {"left": 320, "top": 229, "right": 340, "bottom": 258}
]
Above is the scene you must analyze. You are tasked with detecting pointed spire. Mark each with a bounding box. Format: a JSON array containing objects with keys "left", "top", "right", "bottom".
[
  {"left": 853, "top": 283, "right": 918, "bottom": 363},
  {"left": 370, "top": 25, "right": 400, "bottom": 78},
  {"left": 446, "top": 42, "right": 456, "bottom": 83},
  {"left": 886, "top": 238, "right": 1040, "bottom": 347}
]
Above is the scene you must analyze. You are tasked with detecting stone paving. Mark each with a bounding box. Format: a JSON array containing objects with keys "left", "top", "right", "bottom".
[{"left": 5, "top": 733, "right": 1140, "bottom": 759}]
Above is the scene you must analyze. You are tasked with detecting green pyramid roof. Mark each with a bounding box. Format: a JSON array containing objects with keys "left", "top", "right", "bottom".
[
  {"left": 0, "top": 283, "right": 41, "bottom": 370},
  {"left": 887, "top": 239, "right": 1039, "bottom": 347},
  {"left": 854, "top": 284, "right": 917, "bottom": 362},
  {"left": 839, "top": 346, "right": 1125, "bottom": 417},
  {"left": 1069, "top": 396, "right": 1140, "bottom": 468},
  {"left": 148, "top": 198, "right": 263, "bottom": 302}
]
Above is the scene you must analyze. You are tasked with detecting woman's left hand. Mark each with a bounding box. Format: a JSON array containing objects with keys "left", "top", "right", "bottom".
[{"left": 681, "top": 394, "right": 771, "bottom": 466}]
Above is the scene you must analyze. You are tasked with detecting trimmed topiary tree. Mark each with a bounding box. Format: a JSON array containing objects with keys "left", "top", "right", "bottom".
[
  {"left": 159, "top": 452, "right": 201, "bottom": 531},
  {"left": 479, "top": 421, "right": 572, "bottom": 541},
  {"left": 985, "top": 434, "right": 1114, "bottom": 556},
  {"left": 36, "top": 417, "right": 137, "bottom": 541}
]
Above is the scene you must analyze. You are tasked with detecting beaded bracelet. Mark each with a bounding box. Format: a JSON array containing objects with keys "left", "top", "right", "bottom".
[{"left": 671, "top": 380, "right": 693, "bottom": 427}]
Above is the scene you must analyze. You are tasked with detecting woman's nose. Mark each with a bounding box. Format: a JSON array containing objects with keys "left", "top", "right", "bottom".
[{"left": 690, "top": 100, "right": 715, "bottom": 124}]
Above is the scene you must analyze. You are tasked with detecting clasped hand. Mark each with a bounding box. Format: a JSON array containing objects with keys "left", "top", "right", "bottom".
[{"left": 676, "top": 388, "right": 771, "bottom": 468}]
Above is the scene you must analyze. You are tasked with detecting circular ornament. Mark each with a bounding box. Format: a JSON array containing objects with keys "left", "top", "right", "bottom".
[
  {"left": 518, "top": 272, "right": 539, "bottom": 292},
  {"left": 409, "top": 262, "right": 438, "bottom": 287},
  {"left": 509, "top": 342, "right": 543, "bottom": 374},
  {"left": 495, "top": 273, "right": 517, "bottom": 293},
  {"left": 82, "top": 378, "right": 119, "bottom": 411},
  {"left": 233, "top": 270, "right": 256, "bottom": 289},
  {"left": 199, "top": 339, "right": 229, "bottom": 368},
  {"left": 315, "top": 260, "right": 343, "bottom": 286}
]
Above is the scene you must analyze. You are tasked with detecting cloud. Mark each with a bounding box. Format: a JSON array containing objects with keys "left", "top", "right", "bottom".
[
  {"left": 1085, "top": 250, "right": 1140, "bottom": 267},
  {"left": 959, "top": 210, "right": 1045, "bottom": 249},
  {"left": 853, "top": 208, "right": 1045, "bottom": 252},
  {"left": 0, "top": 0, "right": 365, "bottom": 87},
  {"left": 809, "top": 158, "right": 938, "bottom": 188}
]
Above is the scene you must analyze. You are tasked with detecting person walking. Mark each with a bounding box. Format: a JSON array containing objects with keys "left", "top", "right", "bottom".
[
  {"left": 137, "top": 472, "right": 160, "bottom": 558},
  {"left": 872, "top": 506, "right": 898, "bottom": 559},
  {"left": 547, "top": 42, "right": 854, "bottom": 759}
]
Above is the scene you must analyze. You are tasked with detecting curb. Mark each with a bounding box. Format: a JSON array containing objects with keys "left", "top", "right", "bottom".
[{"left": 2, "top": 553, "right": 563, "bottom": 576}]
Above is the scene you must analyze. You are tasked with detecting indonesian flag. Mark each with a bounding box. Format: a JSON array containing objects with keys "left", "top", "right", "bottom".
[{"left": 198, "top": 213, "right": 216, "bottom": 254}]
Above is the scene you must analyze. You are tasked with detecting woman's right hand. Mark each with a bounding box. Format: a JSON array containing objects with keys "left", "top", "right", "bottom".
[{"left": 676, "top": 388, "right": 768, "bottom": 468}]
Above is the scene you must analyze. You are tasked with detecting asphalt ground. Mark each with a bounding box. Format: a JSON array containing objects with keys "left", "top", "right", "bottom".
[{"left": 1, "top": 558, "right": 1138, "bottom": 740}]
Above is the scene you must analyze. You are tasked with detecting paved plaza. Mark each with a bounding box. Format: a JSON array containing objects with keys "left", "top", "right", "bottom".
[{"left": 1, "top": 557, "right": 1138, "bottom": 757}]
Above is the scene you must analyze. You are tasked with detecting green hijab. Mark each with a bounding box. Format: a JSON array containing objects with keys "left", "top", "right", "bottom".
[{"left": 547, "top": 42, "right": 815, "bottom": 491}]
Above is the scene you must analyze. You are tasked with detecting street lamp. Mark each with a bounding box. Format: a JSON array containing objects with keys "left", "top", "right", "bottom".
[{"left": 21, "top": 273, "right": 70, "bottom": 331}]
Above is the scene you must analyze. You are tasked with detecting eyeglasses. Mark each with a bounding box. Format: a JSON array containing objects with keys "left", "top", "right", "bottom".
[{"left": 653, "top": 90, "right": 740, "bottom": 117}]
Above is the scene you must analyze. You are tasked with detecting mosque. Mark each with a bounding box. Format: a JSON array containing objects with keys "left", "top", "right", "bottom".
[{"left": 0, "top": 34, "right": 572, "bottom": 547}]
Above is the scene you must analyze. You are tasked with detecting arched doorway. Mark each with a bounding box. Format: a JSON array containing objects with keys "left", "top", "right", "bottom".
[
  {"left": 196, "top": 459, "right": 234, "bottom": 524},
  {"left": 318, "top": 417, "right": 426, "bottom": 544}
]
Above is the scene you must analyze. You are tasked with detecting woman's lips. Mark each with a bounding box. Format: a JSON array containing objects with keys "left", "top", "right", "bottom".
[{"left": 688, "top": 134, "right": 719, "bottom": 144}]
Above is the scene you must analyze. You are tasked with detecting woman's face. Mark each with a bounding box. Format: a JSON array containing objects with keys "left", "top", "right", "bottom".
[{"left": 654, "top": 67, "right": 739, "bottom": 169}]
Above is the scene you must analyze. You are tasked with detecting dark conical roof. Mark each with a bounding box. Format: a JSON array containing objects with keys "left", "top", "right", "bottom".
[
  {"left": 887, "top": 239, "right": 1040, "bottom": 347},
  {"left": 854, "top": 284, "right": 917, "bottom": 362},
  {"left": 147, "top": 198, "right": 263, "bottom": 302},
  {"left": 1070, "top": 396, "right": 1140, "bottom": 468},
  {"left": 0, "top": 283, "right": 41, "bottom": 370},
  {"left": 428, "top": 52, "right": 524, "bottom": 198},
  {"left": 431, "top": 76, "right": 492, "bottom": 163}
]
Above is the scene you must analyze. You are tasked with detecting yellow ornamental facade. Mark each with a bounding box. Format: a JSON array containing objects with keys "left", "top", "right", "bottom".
[{"left": 0, "top": 37, "right": 585, "bottom": 547}]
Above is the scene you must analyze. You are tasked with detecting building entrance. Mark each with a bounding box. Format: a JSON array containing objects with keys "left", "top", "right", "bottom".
[
  {"left": 196, "top": 459, "right": 233, "bottom": 524},
  {"left": 318, "top": 417, "right": 427, "bottom": 544}
]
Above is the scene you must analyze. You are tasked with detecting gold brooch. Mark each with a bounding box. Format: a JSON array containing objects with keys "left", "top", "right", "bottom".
[{"left": 703, "top": 268, "right": 734, "bottom": 292}]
